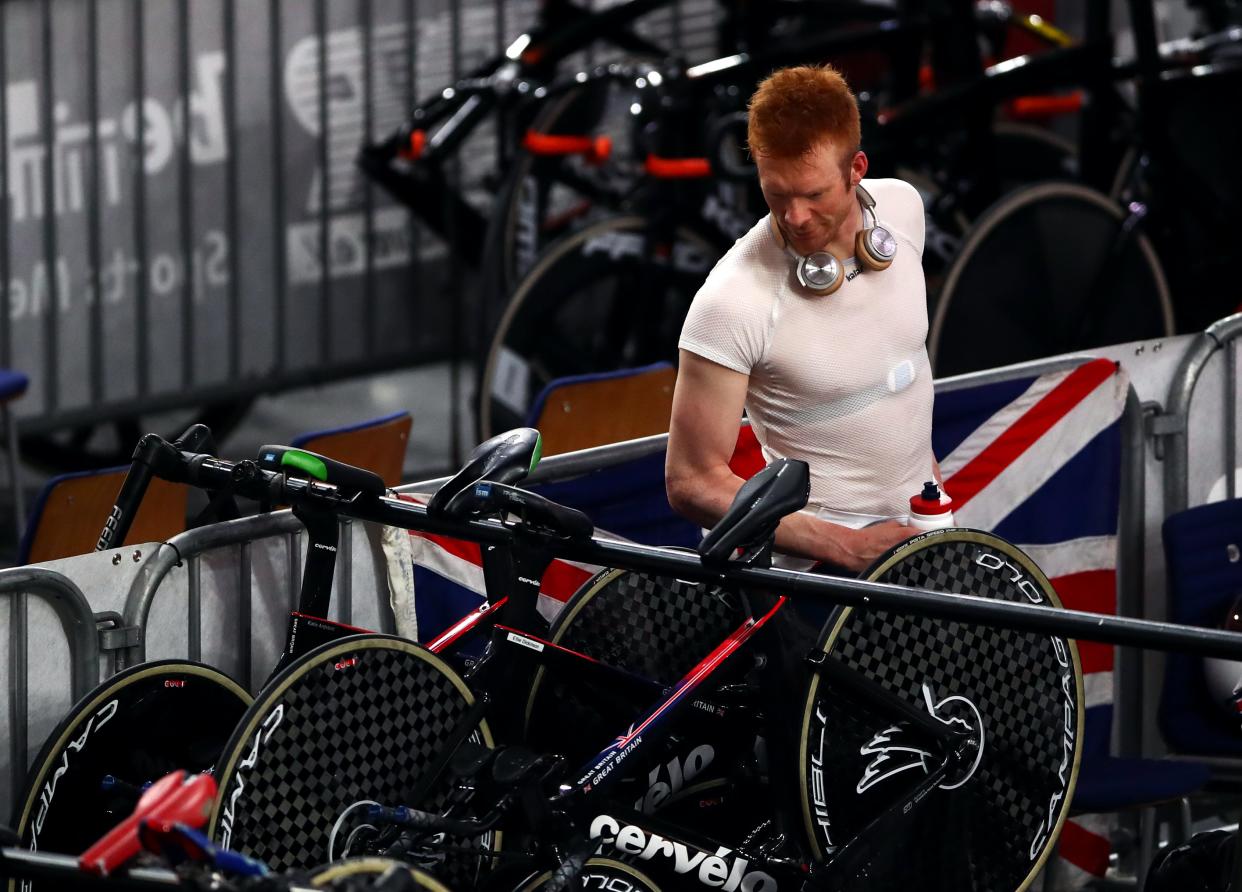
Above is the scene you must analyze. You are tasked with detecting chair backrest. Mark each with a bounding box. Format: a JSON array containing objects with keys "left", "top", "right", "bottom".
[
  {"left": 290, "top": 411, "right": 412, "bottom": 488},
  {"left": 19, "top": 467, "right": 188, "bottom": 565},
  {"left": 1159, "top": 497, "right": 1242, "bottom": 755},
  {"left": 524, "top": 363, "right": 676, "bottom": 458}
]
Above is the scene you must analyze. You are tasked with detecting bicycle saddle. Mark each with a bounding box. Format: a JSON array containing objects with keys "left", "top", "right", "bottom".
[
  {"left": 443, "top": 480, "right": 594, "bottom": 541},
  {"left": 428, "top": 428, "right": 542, "bottom": 517},
  {"left": 699, "top": 459, "right": 810, "bottom": 565}
]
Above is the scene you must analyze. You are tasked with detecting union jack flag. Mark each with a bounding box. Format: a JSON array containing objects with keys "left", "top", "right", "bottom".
[{"left": 391, "top": 356, "right": 1128, "bottom": 885}]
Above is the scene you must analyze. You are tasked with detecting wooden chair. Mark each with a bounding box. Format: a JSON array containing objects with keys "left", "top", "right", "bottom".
[
  {"left": 19, "top": 467, "right": 187, "bottom": 565},
  {"left": 291, "top": 411, "right": 413, "bottom": 488},
  {"left": 524, "top": 363, "right": 676, "bottom": 457}
]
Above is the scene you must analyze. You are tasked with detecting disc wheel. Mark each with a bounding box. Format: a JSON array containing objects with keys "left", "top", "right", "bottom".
[
  {"left": 206, "top": 634, "right": 497, "bottom": 889},
  {"left": 798, "top": 529, "right": 1083, "bottom": 891},
  {"left": 523, "top": 569, "right": 754, "bottom": 838},
  {"left": 11, "top": 661, "right": 251, "bottom": 881},
  {"left": 513, "top": 857, "right": 662, "bottom": 892},
  {"left": 308, "top": 857, "right": 454, "bottom": 891}
]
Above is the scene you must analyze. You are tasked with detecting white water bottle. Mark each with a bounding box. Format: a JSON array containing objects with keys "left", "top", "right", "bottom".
[{"left": 909, "top": 481, "right": 955, "bottom": 531}]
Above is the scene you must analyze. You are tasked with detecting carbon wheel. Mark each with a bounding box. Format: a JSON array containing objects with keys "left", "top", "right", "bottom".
[
  {"left": 798, "top": 529, "right": 1083, "bottom": 891},
  {"left": 206, "top": 635, "right": 497, "bottom": 887},
  {"left": 308, "top": 857, "right": 454, "bottom": 891},
  {"left": 513, "top": 857, "right": 662, "bottom": 892},
  {"left": 523, "top": 569, "right": 752, "bottom": 833},
  {"left": 11, "top": 660, "right": 250, "bottom": 888}
]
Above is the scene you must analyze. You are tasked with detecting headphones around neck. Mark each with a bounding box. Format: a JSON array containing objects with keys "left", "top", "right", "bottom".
[{"left": 769, "top": 183, "right": 897, "bottom": 296}]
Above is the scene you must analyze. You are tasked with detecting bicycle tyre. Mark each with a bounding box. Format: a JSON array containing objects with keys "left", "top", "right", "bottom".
[
  {"left": 483, "top": 80, "right": 639, "bottom": 300},
  {"left": 513, "top": 857, "right": 662, "bottom": 892},
  {"left": 797, "top": 528, "right": 1083, "bottom": 891},
  {"left": 478, "top": 215, "right": 724, "bottom": 440},
  {"left": 205, "top": 634, "right": 497, "bottom": 887},
  {"left": 10, "top": 660, "right": 250, "bottom": 888},
  {"left": 928, "top": 181, "right": 1173, "bottom": 377},
  {"left": 308, "top": 857, "right": 454, "bottom": 891}
]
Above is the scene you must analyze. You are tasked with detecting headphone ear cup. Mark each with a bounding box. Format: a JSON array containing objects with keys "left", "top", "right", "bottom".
[
  {"left": 796, "top": 252, "right": 844, "bottom": 296},
  {"left": 856, "top": 228, "right": 895, "bottom": 271}
]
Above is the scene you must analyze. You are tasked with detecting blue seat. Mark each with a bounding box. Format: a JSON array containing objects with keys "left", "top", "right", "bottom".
[
  {"left": 1160, "top": 498, "right": 1242, "bottom": 757},
  {"left": 1073, "top": 757, "right": 1211, "bottom": 814}
]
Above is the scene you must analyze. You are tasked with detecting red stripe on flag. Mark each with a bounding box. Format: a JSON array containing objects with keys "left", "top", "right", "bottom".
[
  {"left": 1052, "top": 570, "right": 1116, "bottom": 674},
  {"left": 1057, "top": 819, "right": 1111, "bottom": 877},
  {"left": 944, "top": 359, "right": 1117, "bottom": 509},
  {"left": 540, "top": 559, "right": 596, "bottom": 603},
  {"left": 729, "top": 427, "right": 765, "bottom": 480},
  {"left": 415, "top": 531, "right": 483, "bottom": 566}
]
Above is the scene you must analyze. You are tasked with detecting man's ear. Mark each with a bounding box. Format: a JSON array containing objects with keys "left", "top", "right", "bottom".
[{"left": 850, "top": 151, "right": 869, "bottom": 186}]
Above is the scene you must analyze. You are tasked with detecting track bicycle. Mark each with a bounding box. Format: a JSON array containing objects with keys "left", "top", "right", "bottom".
[
  {"left": 928, "top": 0, "right": 1242, "bottom": 375},
  {"left": 28, "top": 427, "right": 1242, "bottom": 888},
  {"left": 74, "top": 427, "right": 1164, "bottom": 889}
]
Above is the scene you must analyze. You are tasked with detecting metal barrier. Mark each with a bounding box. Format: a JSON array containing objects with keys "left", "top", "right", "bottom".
[
  {"left": 120, "top": 511, "right": 311, "bottom": 677},
  {"left": 0, "top": 0, "right": 716, "bottom": 435},
  {"left": 3, "top": 566, "right": 100, "bottom": 821},
  {"left": 1159, "top": 313, "right": 1242, "bottom": 515}
]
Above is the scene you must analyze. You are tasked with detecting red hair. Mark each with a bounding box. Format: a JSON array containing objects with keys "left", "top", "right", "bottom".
[{"left": 747, "top": 65, "right": 861, "bottom": 168}]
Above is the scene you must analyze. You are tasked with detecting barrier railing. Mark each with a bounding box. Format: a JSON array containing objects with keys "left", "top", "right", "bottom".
[
  {"left": 2, "top": 567, "right": 100, "bottom": 821},
  {"left": 1161, "top": 313, "right": 1242, "bottom": 515}
]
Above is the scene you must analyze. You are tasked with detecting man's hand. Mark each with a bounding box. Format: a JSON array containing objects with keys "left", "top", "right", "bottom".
[{"left": 835, "top": 520, "right": 918, "bottom": 573}]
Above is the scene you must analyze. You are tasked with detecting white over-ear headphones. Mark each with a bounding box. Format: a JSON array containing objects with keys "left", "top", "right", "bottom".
[{"left": 769, "top": 183, "right": 897, "bottom": 296}]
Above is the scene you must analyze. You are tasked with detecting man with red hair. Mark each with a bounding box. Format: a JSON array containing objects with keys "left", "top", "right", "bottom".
[{"left": 666, "top": 64, "right": 940, "bottom": 572}]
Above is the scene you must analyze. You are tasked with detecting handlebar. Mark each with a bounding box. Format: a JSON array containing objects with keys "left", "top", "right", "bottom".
[{"left": 112, "top": 430, "right": 1242, "bottom": 662}]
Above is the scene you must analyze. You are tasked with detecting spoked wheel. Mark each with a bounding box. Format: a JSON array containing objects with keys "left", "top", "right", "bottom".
[
  {"left": 928, "top": 181, "right": 1173, "bottom": 377},
  {"left": 12, "top": 661, "right": 251, "bottom": 882},
  {"left": 308, "top": 857, "right": 454, "bottom": 891},
  {"left": 798, "top": 529, "right": 1083, "bottom": 891},
  {"left": 483, "top": 76, "right": 646, "bottom": 303},
  {"left": 206, "top": 635, "right": 498, "bottom": 889},
  {"left": 477, "top": 215, "right": 724, "bottom": 441},
  {"left": 513, "top": 857, "right": 662, "bottom": 892}
]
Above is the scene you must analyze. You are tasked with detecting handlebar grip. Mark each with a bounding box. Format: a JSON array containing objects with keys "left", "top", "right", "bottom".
[
  {"left": 1006, "top": 93, "right": 1084, "bottom": 120},
  {"left": 644, "top": 154, "right": 711, "bottom": 179},
  {"left": 523, "top": 130, "right": 612, "bottom": 165},
  {"left": 398, "top": 129, "right": 427, "bottom": 161},
  {"left": 257, "top": 445, "right": 386, "bottom": 497}
]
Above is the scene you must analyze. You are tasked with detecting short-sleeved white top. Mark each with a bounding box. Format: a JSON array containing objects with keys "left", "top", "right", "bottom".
[{"left": 679, "top": 177, "right": 936, "bottom": 524}]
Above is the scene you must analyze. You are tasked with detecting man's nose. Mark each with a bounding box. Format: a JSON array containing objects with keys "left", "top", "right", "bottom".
[{"left": 784, "top": 201, "right": 809, "bottom": 229}]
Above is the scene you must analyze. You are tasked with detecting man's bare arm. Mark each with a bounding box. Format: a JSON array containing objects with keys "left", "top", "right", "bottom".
[{"left": 666, "top": 351, "right": 915, "bottom": 571}]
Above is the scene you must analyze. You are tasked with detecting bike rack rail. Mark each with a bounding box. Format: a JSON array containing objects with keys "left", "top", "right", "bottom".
[{"left": 3, "top": 567, "right": 100, "bottom": 817}]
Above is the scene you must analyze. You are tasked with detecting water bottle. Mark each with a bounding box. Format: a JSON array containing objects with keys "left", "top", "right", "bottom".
[{"left": 908, "top": 481, "right": 955, "bottom": 531}]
